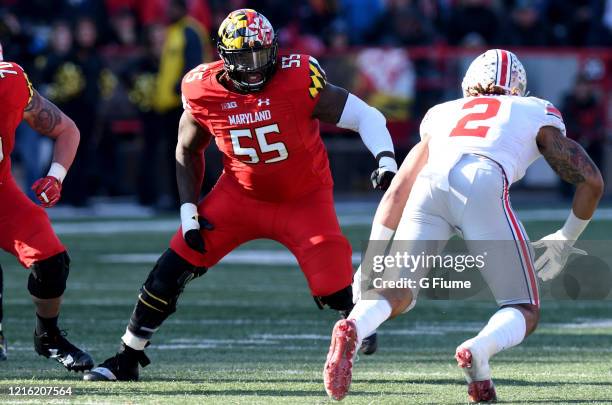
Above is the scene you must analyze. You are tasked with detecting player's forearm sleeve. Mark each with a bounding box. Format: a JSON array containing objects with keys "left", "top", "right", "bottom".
[{"left": 336, "top": 93, "right": 395, "bottom": 159}]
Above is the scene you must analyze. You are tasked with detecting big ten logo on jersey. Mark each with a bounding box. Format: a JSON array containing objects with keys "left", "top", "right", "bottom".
[
  {"left": 0, "top": 62, "right": 18, "bottom": 79},
  {"left": 222, "top": 101, "right": 238, "bottom": 110},
  {"left": 184, "top": 64, "right": 208, "bottom": 83},
  {"left": 281, "top": 54, "right": 300, "bottom": 69}
]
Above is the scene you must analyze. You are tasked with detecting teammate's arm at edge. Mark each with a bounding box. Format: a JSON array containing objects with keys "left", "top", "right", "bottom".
[
  {"left": 176, "top": 110, "right": 214, "bottom": 253},
  {"left": 23, "top": 89, "right": 80, "bottom": 207}
]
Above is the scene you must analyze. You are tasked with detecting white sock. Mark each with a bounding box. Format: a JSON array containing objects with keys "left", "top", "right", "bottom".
[
  {"left": 460, "top": 307, "right": 526, "bottom": 381},
  {"left": 349, "top": 299, "right": 392, "bottom": 343},
  {"left": 121, "top": 329, "right": 148, "bottom": 351},
  {"left": 475, "top": 307, "right": 527, "bottom": 358}
]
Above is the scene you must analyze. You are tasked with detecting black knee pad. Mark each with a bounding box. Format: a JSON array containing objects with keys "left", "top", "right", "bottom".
[
  {"left": 28, "top": 252, "right": 70, "bottom": 299},
  {"left": 139, "top": 249, "right": 207, "bottom": 316},
  {"left": 314, "top": 285, "right": 353, "bottom": 312}
]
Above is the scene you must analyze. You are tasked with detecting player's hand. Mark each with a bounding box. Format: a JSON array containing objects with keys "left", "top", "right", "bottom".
[
  {"left": 183, "top": 216, "right": 214, "bottom": 254},
  {"left": 532, "top": 230, "right": 586, "bottom": 281},
  {"left": 371, "top": 156, "right": 398, "bottom": 191},
  {"left": 31, "top": 176, "right": 62, "bottom": 208},
  {"left": 181, "top": 203, "right": 214, "bottom": 254}
]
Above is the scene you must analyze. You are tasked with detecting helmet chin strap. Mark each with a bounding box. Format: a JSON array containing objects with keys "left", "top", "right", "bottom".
[
  {"left": 235, "top": 78, "right": 265, "bottom": 92},
  {"left": 223, "top": 73, "right": 265, "bottom": 93},
  {"left": 225, "top": 61, "right": 276, "bottom": 93}
]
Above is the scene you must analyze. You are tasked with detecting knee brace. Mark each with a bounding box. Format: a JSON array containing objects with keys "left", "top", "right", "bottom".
[
  {"left": 137, "top": 249, "right": 207, "bottom": 316},
  {"left": 314, "top": 285, "right": 354, "bottom": 315},
  {"left": 129, "top": 249, "right": 206, "bottom": 339},
  {"left": 28, "top": 252, "right": 70, "bottom": 299}
]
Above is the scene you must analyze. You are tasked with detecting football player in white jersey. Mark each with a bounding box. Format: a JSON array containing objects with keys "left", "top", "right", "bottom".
[{"left": 323, "top": 49, "right": 604, "bottom": 402}]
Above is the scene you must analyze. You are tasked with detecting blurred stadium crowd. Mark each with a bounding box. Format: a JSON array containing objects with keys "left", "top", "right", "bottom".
[{"left": 1, "top": 0, "right": 611, "bottom": 208}]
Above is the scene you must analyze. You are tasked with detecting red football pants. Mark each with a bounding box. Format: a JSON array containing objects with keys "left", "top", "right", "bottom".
[
  {"left": 0, "top": 177, "right": 65, "bottom": 268},
  {"left": 170, "top": 175, "right": 353, "bottom": 296}
]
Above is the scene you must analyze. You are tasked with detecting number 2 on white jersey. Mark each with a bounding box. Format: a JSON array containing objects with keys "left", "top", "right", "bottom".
[
  {"left": 450, "top": 98, "right": 501, "bottom": 138},
  {"left": 230, "top": 124, "right": 288, "bottom": 164}
]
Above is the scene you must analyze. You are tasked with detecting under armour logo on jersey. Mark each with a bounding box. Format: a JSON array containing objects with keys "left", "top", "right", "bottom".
[{"left": 258, "top": 98, "right": 270, "bottom": 106}]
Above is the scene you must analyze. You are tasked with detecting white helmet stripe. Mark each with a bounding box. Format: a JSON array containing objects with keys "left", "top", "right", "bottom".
[
  {"left": 507, "top": 52, "right": 513, "bottom": 89},
  {"left": 495, "top": 49, "right": 501, "bottom": 86}
]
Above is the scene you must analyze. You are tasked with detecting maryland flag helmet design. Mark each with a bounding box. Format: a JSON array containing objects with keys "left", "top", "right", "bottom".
[{"left": 217, "top": 9, "right": 278, "bottom": 92}]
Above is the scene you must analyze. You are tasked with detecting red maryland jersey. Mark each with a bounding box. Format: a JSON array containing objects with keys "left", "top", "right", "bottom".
[
  {"left": 181, "top": 54, "right": 333, "bottom": 202},
  {"left": 0, "top": 61, "right": 32, "bottom": 181}
]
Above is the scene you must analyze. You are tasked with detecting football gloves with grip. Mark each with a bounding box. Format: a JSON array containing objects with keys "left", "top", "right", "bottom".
[
  {"left": 181, "top": 204, "right": 214, "bottom": 254},
  {"left": 32, "top": 176, "right": 62, "bottom": 208},
  {"left": 532, "top": 230, "right": 586, "bottom": 281},
  {"left": 371, "top": 155, "right": 397, "bottom": 191},
  {"left": 371, "top": 169, "right": 395, "bottom": 191},
  {"left": 184, "top": 217, "right": 214, "bottom": 253}
]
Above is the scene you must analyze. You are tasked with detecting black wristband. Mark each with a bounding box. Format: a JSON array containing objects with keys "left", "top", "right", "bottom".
[{"left": 375, "top": 151, "right": 395, "bottom": 164}]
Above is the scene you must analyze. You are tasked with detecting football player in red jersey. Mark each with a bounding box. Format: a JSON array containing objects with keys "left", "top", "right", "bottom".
[
  {"left": 0, "top": 263, "right": 5, "bottom": 360},
  {"left": 84, "top": 9, "right": 397, "bottom": 382},
  {"left": 0, "top": 42, "right": 93, "bottom": 370}
]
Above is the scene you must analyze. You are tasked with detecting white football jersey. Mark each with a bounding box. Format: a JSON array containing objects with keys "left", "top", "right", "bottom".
[{"left": 420, "top": 95, "right": 565, "bottom": 187}]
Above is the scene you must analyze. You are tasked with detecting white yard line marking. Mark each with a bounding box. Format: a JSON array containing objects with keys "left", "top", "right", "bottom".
[
  {"left": 50, "top": 208, "right": 612, "bottom": 236},
  {"left": 98, "top": 250, "right": 363, "bottom": 265},
  {"left": 4, "top": 319, "right": 612, "bottom": 355}
]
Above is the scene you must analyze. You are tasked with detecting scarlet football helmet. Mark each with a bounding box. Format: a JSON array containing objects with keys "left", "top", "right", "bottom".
[
  {"left": 462, "top": 49, "right": 527, "bottom": 97},
  {"left": 217, "top": 9, "right": 278, "bottom": 92}
]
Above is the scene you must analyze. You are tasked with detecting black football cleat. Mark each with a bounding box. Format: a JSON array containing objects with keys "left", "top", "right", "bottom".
[
  {"left": 83, "top": 343, "right": 150, "bottom": 382},
  {"left": 34, "top": 330, "right": 93, "bottom": 372},
  {"left": 360, "top": 332, "right": 378, "bottom": 355},
  {"left": 0, "top": 332, "right": 6, "bottom": 361}
]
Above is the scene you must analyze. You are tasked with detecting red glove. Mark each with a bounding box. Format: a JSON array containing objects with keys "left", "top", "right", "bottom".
[{"left": 31, "top": 176, "right": 62, "bottom": 208}]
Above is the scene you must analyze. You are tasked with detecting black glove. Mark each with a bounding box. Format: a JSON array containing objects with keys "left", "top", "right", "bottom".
[
  {"left": 183, "top": 216, "right": 214, "bottom": 253},
  {"left": 371, "top": 169, "right": 396, "bottom": 190},
  {"left": 371, "top": 152, "right": 398, "bottom": 191}
]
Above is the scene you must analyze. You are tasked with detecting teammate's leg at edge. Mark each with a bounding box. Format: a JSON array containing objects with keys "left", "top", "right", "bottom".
[{"left": 0, "top": 264, "right": 5, "bottom": 361}]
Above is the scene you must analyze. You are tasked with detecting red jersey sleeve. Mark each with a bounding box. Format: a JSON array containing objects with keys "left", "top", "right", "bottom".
[
  {"left": 279, "top": 54, "right": 327, "bottom": 116},
  {"left": 181, "top": 63, "right": 207, "bottom": 112},
  {"left": 181, "top": 62, "right": 220, "bottom": 133},
  {"left": 0, "top": 62, "right": 33, "bottom": 111}
]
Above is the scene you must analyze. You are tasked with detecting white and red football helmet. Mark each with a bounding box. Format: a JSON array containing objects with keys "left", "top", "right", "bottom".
[{"left": 461, "top": 49, "right": 527, "bottom": 97}]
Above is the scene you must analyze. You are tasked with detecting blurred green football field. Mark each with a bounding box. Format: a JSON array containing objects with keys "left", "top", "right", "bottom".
[{"left": 0, "top": 209, "right": 611, "bottom": 404}]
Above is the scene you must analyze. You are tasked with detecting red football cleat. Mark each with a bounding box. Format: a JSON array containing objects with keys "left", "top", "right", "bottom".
[
  {"left": 466, "top": 380, "right": 497, "bottom": 403},
  {"left": 455, "top": 347, "right": 497, "bottom": 403},
  {"left": 455, "top": 346, "right": 473, "bottom": 368},
  {"left": 323, "top": 319, "right": 359, "bottom": 401}
]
